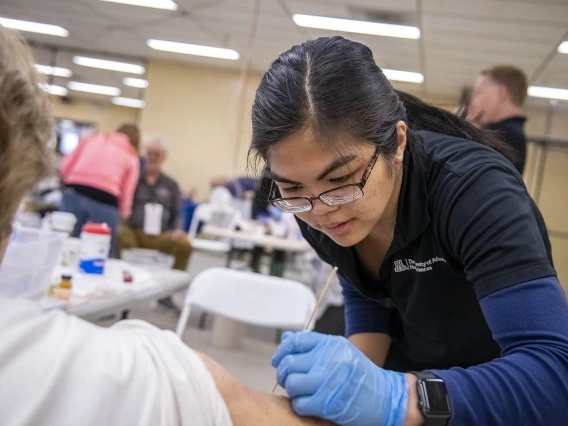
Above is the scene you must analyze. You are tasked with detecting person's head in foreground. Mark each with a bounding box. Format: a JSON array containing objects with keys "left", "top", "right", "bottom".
[
  {"left": 467, "top": 65, "right": 528, "bottom": 125},
  {"left": 0, "top": 28, "right": 52, "bottom": 262},
  {"left": 249, "top": 36, "right": 509, "bottom": 248},
  {"left": 145, "top": 136, "right": 167, "bottom": 175},
  {"left": 0, "top": 26, "right": 340, "bottom": 426}
]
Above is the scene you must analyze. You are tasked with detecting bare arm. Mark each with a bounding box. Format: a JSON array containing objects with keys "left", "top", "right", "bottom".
[
  {"left": 349, "top": 332, "right": 392, "bottom": 367},
  {"left": 196, "top": 351, "right": 335, "bottom": 426}
]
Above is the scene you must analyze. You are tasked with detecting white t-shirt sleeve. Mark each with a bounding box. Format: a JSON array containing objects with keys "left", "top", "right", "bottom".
[{"left": 0, "top": 296, "right": 232, "bottom": 426}]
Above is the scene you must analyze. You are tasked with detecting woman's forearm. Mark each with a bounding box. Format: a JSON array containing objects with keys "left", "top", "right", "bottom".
[{"left": 431, "top": 278, "right": 568, "bottom": 425}]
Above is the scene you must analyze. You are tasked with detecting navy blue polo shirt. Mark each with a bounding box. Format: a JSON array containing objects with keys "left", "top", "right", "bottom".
[{"left": 297, "top": 130, "right": 555, "bottom": 372}]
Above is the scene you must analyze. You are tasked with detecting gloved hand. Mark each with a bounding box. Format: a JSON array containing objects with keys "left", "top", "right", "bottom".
[{"left": 272, "top": 331, "right": 408, "bottom": 426}]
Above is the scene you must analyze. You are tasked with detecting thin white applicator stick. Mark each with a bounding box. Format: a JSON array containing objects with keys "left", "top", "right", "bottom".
[{"left": 270, "top": 266, "right": 339, "bottom": 394}]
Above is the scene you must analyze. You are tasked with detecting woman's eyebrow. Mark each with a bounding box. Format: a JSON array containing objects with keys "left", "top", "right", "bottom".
[
  {"left": 269, "top": 155, "right": 358, "bottom": 185},
  {"left": 316, "top": 155, "right": 357, "bottom": 181},
  {"left": 268, "top": 171, "right": 302, "bottom": 185}
]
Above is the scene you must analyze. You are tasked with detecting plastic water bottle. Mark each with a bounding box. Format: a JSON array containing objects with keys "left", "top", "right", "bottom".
[{"left": 79, "top": 223, "right": 111, "bottom": 275}]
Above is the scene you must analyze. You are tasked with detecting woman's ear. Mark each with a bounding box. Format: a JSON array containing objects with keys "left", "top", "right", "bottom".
[{"left": 394, "top": 120, "right": 408, "bottom": 164}]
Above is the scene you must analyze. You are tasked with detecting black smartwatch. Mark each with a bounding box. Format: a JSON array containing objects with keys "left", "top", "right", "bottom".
[{"left": 409, "top": 371, "right": 451, "bottom": 426}]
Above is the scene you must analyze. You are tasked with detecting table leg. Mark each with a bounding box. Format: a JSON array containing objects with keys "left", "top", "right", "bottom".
[
  {"left": 212, "top": 316, "right": 246, "bottom": 349},
  {"left": 250, "top": 246, "right": 263, "bottom": 273},
  {"left": 269, "top": 249, "right": 286, "bottom": 277},
  {"left": 225, "top": 247, "right": 235, "bottom": 268}
]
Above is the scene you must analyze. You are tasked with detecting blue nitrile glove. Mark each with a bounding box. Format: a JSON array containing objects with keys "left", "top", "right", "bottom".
[{"left": 272, "top": 331, "right": 408, "bottom": 426}]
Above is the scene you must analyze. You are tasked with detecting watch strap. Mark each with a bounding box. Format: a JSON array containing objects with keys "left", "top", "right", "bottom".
[{"left": 409, "top": 371, "right": 451, "bottom": 426}]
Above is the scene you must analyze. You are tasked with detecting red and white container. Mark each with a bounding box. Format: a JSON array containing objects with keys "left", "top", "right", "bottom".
[{"left": 79, "top": 223, "right": 111, "bottom": 275}]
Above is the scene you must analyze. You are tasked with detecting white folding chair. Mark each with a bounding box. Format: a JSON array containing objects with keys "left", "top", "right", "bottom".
[
  {"left": 209, "top": 186, "right": 232, "bottom": 207},
  {"left": 188, "top": 203, "right": 232, "bottom": 253},
  {"left": 175, "top": 267, "right": 317, "bottom": 338},
  {"left": 187, "top": 203, "right": 241, "bottom": 278}
]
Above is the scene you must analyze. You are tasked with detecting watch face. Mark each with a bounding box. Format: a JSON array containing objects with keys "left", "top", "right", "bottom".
[{"left": 424, "top": 380, "right": 450, "bottom": 415}]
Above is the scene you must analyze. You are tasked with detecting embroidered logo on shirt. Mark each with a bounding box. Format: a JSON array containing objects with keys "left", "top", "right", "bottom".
[
  {"left": 393, "top": 257, "right": 446, "bottom": 273},
  {"left": 394, "top": 260, "right": 409, "bottom": 272}
]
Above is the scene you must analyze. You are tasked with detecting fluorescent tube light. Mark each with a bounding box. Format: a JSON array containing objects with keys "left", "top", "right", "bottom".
[
  {"left": 68, "top": 81, "right": 121, "bottom": 96},
  {"left": 123, "top": 77, "right": 148, "bottom": 88},
  {"left": 40, "top": 84, "right": 68, "bottom": 96},
  {"left": 35, "top": 64, "right": 72, "bottom": 78},
  {"left": 383, "top": 69, "right": 424, "bottom": 83},
  {"left": 112, "top": 97, "right": 145, "bottom": 108},
  {"left": 528, "top": 85, "right": 568, "bottom": 101},
  {"left": 292, "top": 14, "right": 420, "bottom": 40},
  {"left": 147, "top": 39, "right": 240, "bottom": 60},
  {"left": 73, "top": 56, "right": 145, "bottom": 74},
  {"left": 558, "top": 41, "right": 568, "bottom": 54},
  {"left": 100, "top": 0, "right": 177, "bottom": 10},
  {"left": 0, "top": 17, "right": 69, "bottom": 37}
]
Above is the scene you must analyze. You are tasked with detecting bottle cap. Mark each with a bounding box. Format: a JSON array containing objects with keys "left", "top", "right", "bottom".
[{"left": 82, "top": 223, "right": 111, "bottom": 235}]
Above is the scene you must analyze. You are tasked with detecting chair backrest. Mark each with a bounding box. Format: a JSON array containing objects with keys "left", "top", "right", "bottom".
[
  {"left": 188, "top": 203, "right": 241, "bottom": 240},
  {"left": 188, "top": 203, "right": 215, "bottom": 239},
  {"left": 187, "top": 267, "right": 317, "bottom": 330},
  {"left": 209, "top": 186, "right": 232, "bottom": 207}
]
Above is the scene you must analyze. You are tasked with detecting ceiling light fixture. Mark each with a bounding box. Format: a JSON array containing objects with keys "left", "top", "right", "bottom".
[
  {"left": 147, "top": 39, "right": 240, "bottom": 60},
  {"left": 40, "top": 84, "right": 68, "bottom": 96},
  {"left": 35, "top": 64, "right": 72, "bottom": 78},
  {"left": 383, "top": 68, "right": 424, "bottom": 83},
  {"left": 73, "top": 56, "right": 145, "bottom": 74},
  {"left": 0, "top": 17, "right": 69, "bottom": 37},
  {"left": 528, "top": 85, "right": 568, "bottom": 101},
  {"left": 558, "top": 41, "right": 568, "bottom": 54},
  {"left": 112, "top": 97, "right": 145, "bottom": 108},
  {"left": 100, "top": 0, "right": 177, "bottom": 10},
  {"left": 123, "top": 77, "right": 148, "bottom": 88},
  {"left": 292, "top": 14, "right": 420, "bottom": 40},
  {"left": 68, "top": 81, "right": 121, "bottom": 96}
]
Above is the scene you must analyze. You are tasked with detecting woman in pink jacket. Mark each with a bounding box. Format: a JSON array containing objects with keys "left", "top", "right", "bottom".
[{"left": 60, "top": 124, "right": 140, "bottom": 253}]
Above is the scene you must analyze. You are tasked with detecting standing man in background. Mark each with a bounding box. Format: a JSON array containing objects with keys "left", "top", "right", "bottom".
[
  {"left": 119, "top": 137, "right": 192, "bottom": 311},
  {"left": 467, "top": 65, "right": 528, "bottom": 174}
]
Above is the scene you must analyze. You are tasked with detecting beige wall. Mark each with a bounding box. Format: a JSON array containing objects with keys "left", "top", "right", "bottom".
[
  {"left": 54, "top": 60, "right": 568, "bottom": 289},
  {"left": 140, "top": 60, "right": 260, "bottom": 199},
  {"left": 523, "top": 108, "right": 568, "bottom": 290},
  {"left": 51, "top": 96, "right": 139, "bottom": 132}
]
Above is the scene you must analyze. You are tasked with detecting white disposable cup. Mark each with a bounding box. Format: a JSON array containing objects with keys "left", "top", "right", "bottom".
[
  {"left": 50, "top": 212, "right": 77, "bottom": 234},
  {"left": 60, "top": 237, "right": 81, "bottom": 269}
]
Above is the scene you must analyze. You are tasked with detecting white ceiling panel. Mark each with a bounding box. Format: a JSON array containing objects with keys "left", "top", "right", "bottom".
[
  {"left": 424, "top": 33, "right": 554, "bottom": 57},
  {"left": 423, "top": 0, "right": 568, "bottom": 25},
  {"left": 423, "top": 15, "right": 565, "bottom": 44},
  {"left": 1, "top": 0, "right": 565, "bottom": 106}
]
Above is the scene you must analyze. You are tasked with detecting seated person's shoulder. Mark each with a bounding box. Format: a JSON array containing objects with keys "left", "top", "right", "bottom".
[{"left": 161, "top": 173, "right": 181, "bottom": 190}]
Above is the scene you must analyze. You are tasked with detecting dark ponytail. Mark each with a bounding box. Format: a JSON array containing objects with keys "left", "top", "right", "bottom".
[
  {"left": 395, "top": 90, "right": 515, "bottom": 161},
  {"left": 249, "top": 36, "right": 515, "bottom": 168}
]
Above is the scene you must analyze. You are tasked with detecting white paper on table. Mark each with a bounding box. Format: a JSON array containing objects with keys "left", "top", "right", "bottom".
[{"left": 144, "top": 203, "right": 163, "bottom": 236}]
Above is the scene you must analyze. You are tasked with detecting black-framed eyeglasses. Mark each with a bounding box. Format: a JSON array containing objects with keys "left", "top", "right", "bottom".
[{"left": 269, "top": 148, "right": 380, "bottom": 213}]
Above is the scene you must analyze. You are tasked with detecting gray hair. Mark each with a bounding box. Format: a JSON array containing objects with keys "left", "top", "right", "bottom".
[{"left": 145, "top": 136, "right": 168, "bottom": 154}]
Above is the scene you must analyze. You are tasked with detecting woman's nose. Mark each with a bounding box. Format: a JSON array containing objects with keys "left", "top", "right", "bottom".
[{"left": 311, "top": 198, "right": 339, "bottom": 216}]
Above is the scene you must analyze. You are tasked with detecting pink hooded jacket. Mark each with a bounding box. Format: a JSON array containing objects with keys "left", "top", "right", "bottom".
[{"left": 60, "top": 132, "right": 140, "bottom": 217}]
